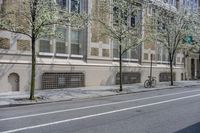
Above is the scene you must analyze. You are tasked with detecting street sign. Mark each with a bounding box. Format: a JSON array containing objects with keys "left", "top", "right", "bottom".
[{"left": 183, "top": 36, "right": 193, "bottom": 44}]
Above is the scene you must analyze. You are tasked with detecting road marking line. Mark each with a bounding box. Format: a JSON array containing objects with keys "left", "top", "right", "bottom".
[
  {"left": 1, "top": 89, "right": 200, "bottom": 122},
  {"left": 1, "top": 93, "right": 200, "bottom": 133}
]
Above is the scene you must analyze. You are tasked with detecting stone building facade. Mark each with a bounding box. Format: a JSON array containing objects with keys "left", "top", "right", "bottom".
[{"left": 0, "top": 0, "right": 199, "bottom": 92}]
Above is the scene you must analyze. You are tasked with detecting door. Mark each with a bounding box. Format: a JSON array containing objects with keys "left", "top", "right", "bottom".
[
  {"left": 191, "top": 59, "right": 195, "bottom": 80},
  {"left": 8, "top": 73, "right": 19, "bottom": 91}
]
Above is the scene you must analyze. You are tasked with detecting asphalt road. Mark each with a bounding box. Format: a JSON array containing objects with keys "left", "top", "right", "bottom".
[{"left": 0, "top": 86, "right": 200, "bottom": 133}]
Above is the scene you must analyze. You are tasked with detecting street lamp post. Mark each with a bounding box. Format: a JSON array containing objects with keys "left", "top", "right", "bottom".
[
  {"left": 183, "top": 49, "right": 189, "bottom": 80},
  {"left": 150, "top": 54, "right": 153, "bottom": 88}
]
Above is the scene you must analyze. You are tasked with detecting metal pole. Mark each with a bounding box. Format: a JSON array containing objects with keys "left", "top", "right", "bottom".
[
  {"left": 119, "top": 45, "right": 122, "bottom": 91},
  {"left": 184, "top": 50, "right": 187, "bottom": 80},
  {"left": 150, "top": 54, "right": 153, "bottom": 88}
]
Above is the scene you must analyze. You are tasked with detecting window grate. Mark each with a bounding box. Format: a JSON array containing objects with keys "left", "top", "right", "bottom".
[
  {"left": 159, "top": 72, "right": 176, "bottom": 82},
  {"left": 42, "top": 72, "right": 85, "bottom": 89},
  {"left": 116, "top": 72, "right": 141, "bottom": 85}
]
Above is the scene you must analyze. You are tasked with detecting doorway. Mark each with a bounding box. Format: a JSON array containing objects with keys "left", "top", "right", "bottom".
[
  {"left": 8, "top": 73, "right": 19, "bottom": 91},
  {"left": 191, "top": 59, "right": 195, "bottom": 80}
]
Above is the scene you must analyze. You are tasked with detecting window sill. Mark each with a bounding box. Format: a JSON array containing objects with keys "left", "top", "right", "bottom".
[
  {"left": 0, "top": 50, "right": 31, "bottom": 56},
  {"left": 71, "top": 55, "right": 83, "bottom": 58},
  {"left": 55, "top": 53, "right": 69, "bottom": 57},
  {"left": 113, "top": 58, "right": 138, "bottom": 62},
  {"left": 38, "top": 52, "right": 54, "bottom": 56}
]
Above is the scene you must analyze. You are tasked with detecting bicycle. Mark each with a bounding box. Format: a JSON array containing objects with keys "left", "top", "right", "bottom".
[{"left": 144, "top": 76, "right": 156, "bottom": 88}]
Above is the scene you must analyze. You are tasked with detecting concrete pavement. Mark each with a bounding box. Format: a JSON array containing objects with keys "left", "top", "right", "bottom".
[{"left": 0, "top": 80, "right": 200, "bottom": 107}]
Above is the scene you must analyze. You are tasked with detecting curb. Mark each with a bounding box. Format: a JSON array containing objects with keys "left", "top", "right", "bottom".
[{"left": 0, "top": 84, "right": 200, "bottom": 108}]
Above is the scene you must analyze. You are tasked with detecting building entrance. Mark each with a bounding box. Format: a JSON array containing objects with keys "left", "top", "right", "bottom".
[{"left": 8, "top": 73, "right": 19, "bottom": 91}]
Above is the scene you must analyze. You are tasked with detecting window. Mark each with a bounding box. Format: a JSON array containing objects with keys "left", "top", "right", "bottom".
[
  {"left": 71, "top": 30, "right": 81, "bottom": 55},
  {"left": 102, "top": 49, "right": 109, "bottom": 57},
  {"left": 113, "top": 40, "right": 119, "bottom": 58},
  {"left": 147, "top": 5, "right": 152, "bottom": 16},
  {"left": 131, "top": 48, "right": 139, "bottom": 59},
  {"left": 39, "top": 40, "right": 51, "bottom": 53},
  {"left": 71, "top": 0, "right": 80, "bottom": 12},
  {"left": 187, "top": 0, "right": 190, "bottom": 7},
  {"left": 156, "top": 45, "right": 162, "bottom": 61},
  {"left": 91, "top": 48, "right": 99, "bottom": 56},
  {"left": 144, "top": 53, "right": 148, "bottom": 60},
  {"left": 176, "top": 0, "right": 180, "bottom": 9},
  {"left": 113, "top": 6, "right": 119, "bottom": 25},
  {"left": 71, "top": 30, "right": 79, "bottom": 43},
  {"left": 17, "top": 40, "right": 30, "bottom": 51},
  {"left": 157, "top": 21, "right": 166, "bottom": 32},
  {"left": 152, "top": 54, "right": 156, "bottom": 60},
  {"left": 183, "top": 0, "right": 185, "bottom": 5},
  {"left": 164, "top": 0, "right": 169, "bottom": 3},
  {"left": 56, "top": 27, "right": 67, "bottom": 54},
  {"left": 157, "top": 54, "right": 161, "bottom": 61},
  {"left": 177, "top": 57, "right": 181, "bottom": 63},
  {"left": 162, "top": 48, "right": 168, "bottom": 61},
  {"left": 192, "top": 0, "right": 198, "bottom": 11},
  {"left": 164, "top": 0, "right": 176, "bottom": 6},
  {"left": 182, "top": 0, "right": 198, "bottom": 11},
  {"left": 71, "top": 43, "right": 81, "bottom": 55},
  {"left": 113, "top": 48, "right": 119, "bottom": 58},
  {"left": 182, "top": 57, "right": 185, "bottom": 63},
  {"left": 162, "top": 54, "right": 167, "bottom": 61},
  {"left": 131, "top": 16, "right": 136, "bottom": 27},
  {"left": 0, "top": 37, "right": 10, "bottom": 49},
  {"left": 122, "top": 51, "right": 128, "bottom": 59},
  {"left": 56, "top": 0, "right": 67, "bottom": 9},
  {"left": 113, "top": 5, "right": 128, "bottom": 26},
  {"left": 170, "top": 0, "right": 174, "bottom": 5},
  {"left": 0, "top": 0, "right": 3, "bottom": 10},
  {"left": 56, "top": 42, "right": 66, "bottom": 54},
  {"left": 56, "top": 27, "right": 67, "bottom": 41}
]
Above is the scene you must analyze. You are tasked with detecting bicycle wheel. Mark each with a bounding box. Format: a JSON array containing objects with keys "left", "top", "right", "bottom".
[
  {"left": 151, "top": 79, "right": 156, "bottom": 87},
  {"left": 144, "top": 80, "right": 150, "bottom": 88}
]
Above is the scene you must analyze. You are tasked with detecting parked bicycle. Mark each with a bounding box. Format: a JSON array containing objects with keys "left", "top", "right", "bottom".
[{"left": 144, "top": 76, "right": 156, "bottom": 88}]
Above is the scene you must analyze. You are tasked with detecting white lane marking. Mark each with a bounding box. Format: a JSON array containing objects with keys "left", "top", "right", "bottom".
[
  {"left": 0, "top": 89, "right": 200, "bottom": 122},
  {"left": 1, "top": 93, "right": 200, "bottom": 133}
]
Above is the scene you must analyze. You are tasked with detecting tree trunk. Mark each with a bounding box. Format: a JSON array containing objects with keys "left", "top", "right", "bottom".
[
  {"left": 30, "top": 38, "right": 36, "bottom": 100},
  {"left": 119, "top": 45, "right": 122, "bottom": 91},
  {"left": 170, "top": 59, "right": 174, "bottom": 86},
  {"left": 199, "top": 48, "right": 200, "bottom": 79}
]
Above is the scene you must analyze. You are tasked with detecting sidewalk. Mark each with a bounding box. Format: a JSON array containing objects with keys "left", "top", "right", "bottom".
[{"left": 0, "top": 80, "right": 200, "bottom": 107}]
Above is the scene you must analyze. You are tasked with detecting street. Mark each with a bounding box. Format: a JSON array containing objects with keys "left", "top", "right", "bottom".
[{"left": 0, "top": 86, "right": 200, "bottom": 133}]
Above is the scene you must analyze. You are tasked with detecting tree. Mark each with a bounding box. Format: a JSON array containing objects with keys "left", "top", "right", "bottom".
[
  {"left": 0, "top": 0, "right": 88, "bottom": 100},
  {"left": 94, "top": 0, "right": 148, "bottom": 91},
  {"left": 149, "top": 4, "right": 198, "bottom": 85},
  {"left": 0, "top": 5, "right": 11, "bottom": 49}
]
